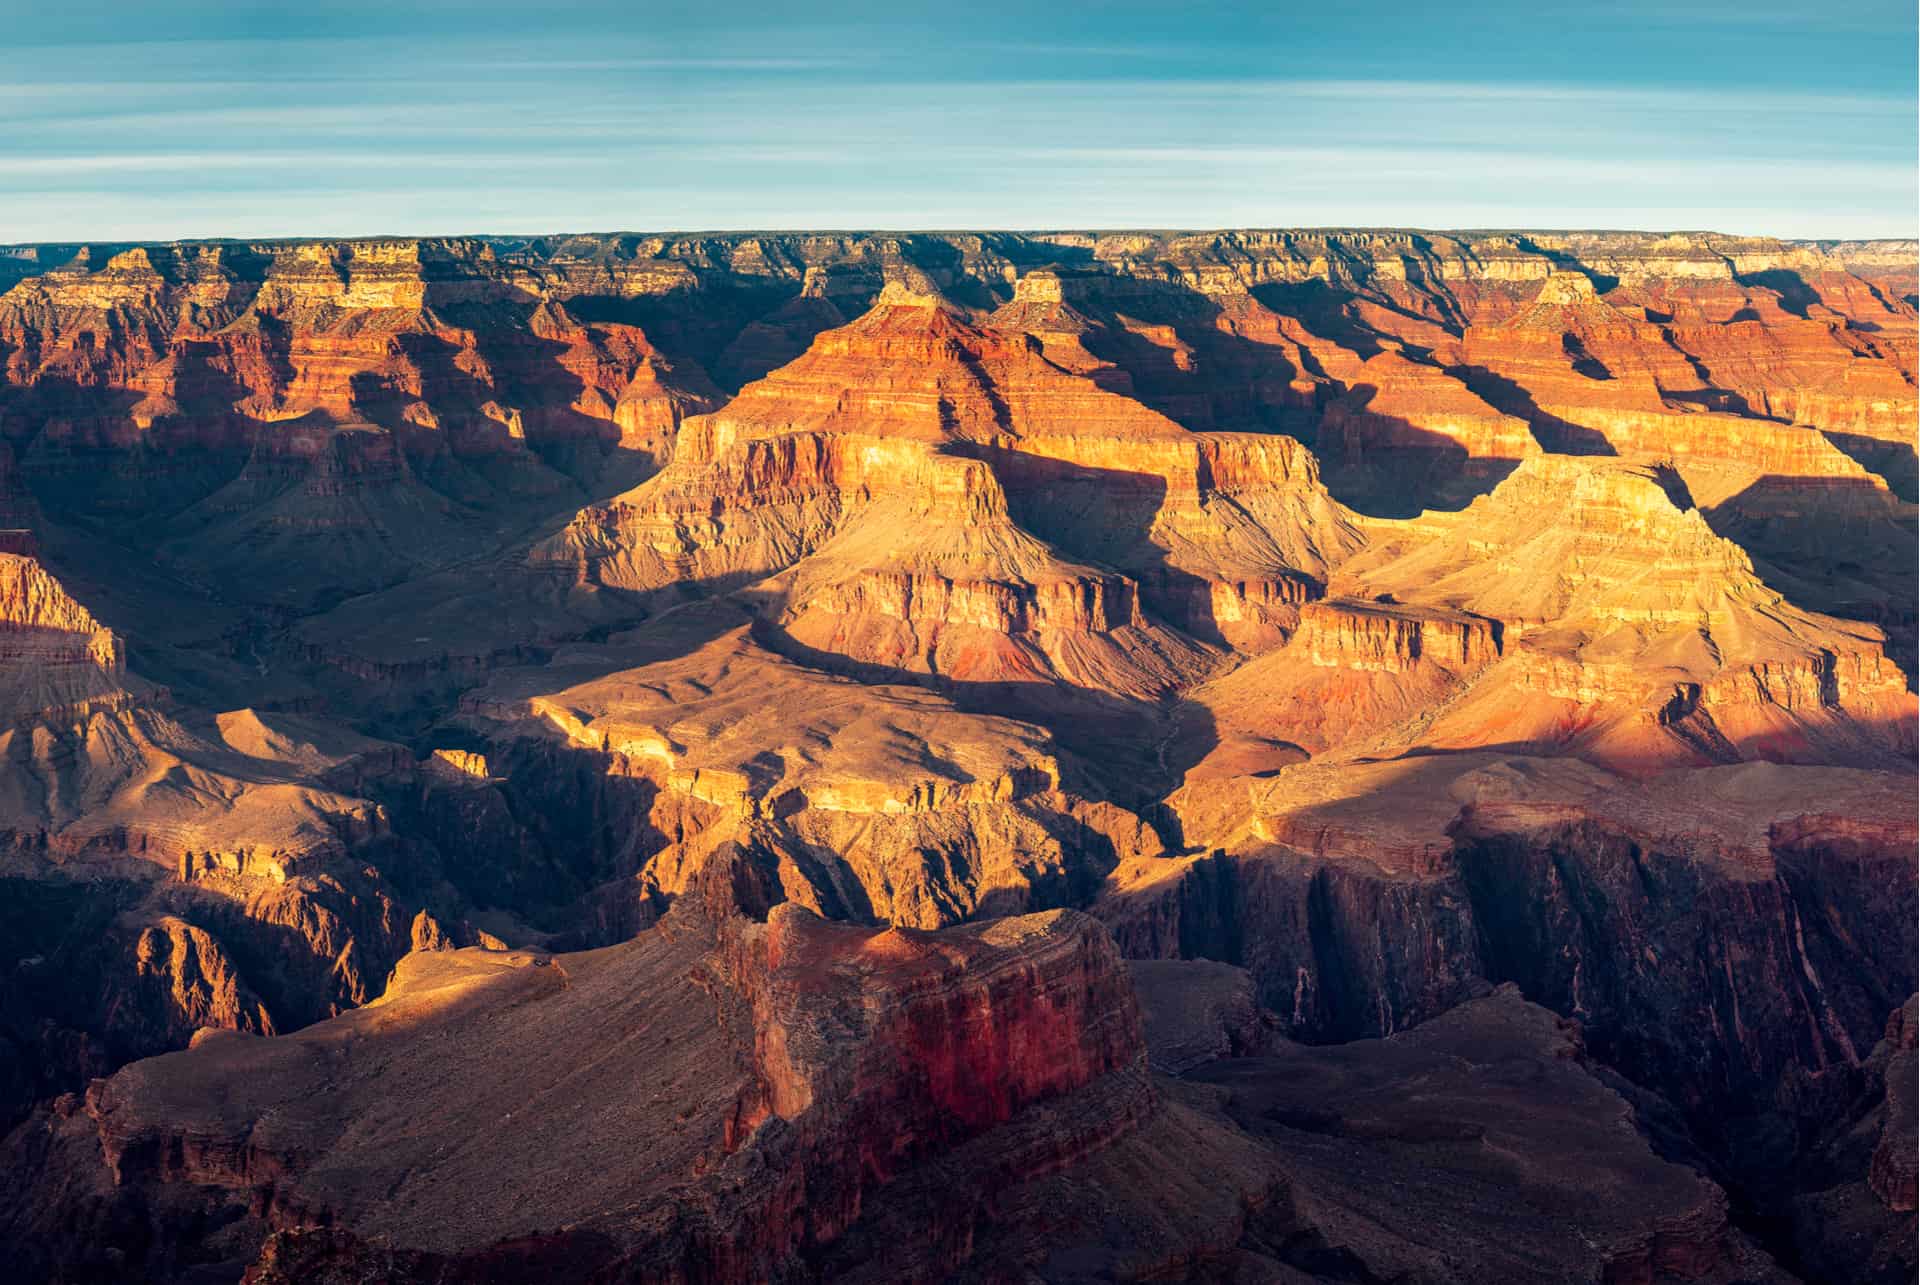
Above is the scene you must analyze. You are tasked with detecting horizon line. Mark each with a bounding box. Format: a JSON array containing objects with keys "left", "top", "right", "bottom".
[{"left": 6, "top": 224, "right": 1917, "bottom": 253}]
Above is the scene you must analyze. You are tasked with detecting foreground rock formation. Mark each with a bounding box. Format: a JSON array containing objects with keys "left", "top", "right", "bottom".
[
  {"left": 0, "top": 865, "right": 1810, "bottom": 1284},
  {"left": 16, "top": 868, "right": 1153, "bottom": 1282},
  {"left": 0, "top": 228, "right": 1912, "bottom": 1282}
]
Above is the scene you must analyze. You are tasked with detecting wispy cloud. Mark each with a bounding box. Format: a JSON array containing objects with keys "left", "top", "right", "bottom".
[{"left": 0, "top": 6, "right": 1912, "bottom": 240}]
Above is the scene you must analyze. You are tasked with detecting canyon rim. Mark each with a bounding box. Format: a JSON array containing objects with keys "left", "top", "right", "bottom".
[{"left": 0, "top": 3, "right": 1916, "bottom": 1284}]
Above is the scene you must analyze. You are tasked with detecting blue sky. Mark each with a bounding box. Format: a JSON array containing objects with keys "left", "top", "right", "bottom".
[{"left": 2, "top": 1, "right": 1914, "bottom": 241}]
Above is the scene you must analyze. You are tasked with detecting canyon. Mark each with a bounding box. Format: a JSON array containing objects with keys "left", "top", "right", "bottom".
[{"left": 0, "top": 228, "right": 1910, "bottom": 1283}]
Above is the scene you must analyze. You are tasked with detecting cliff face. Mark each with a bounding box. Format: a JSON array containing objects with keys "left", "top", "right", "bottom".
[
  {"left": 0, "top": 697, "right": 468, "bottom": 1134},
  {"left": 5, "top": 225, "right": 1895, "bottom": 684},
  {"left": 0, "top": 227, "right": 1911, "bottom": 1283},
  {"left": 0, "top": 552, "right": 139, "bottom": 722},
  {"left": 1787, "top": 994, "right": 1919, "bottom": 1285},
  {"left": 0, "top": 240, "right": 721, "bottom": 611},
  {"left": 1455, "top": 801, "right": 1916, "bottom": 1135},
  {"left": 1313, "top": 454, "right": 1916, "bottom": 769},
  {"left": 17, "top": 868, "right": 1161, "bottom": 1284},
  {"left": 451, "top": 613, "right": 1153, "bottom": 931},
  {"left": 1189, "top": 986, "right": 1796, "bottom": 1285},
  {"left": 3, "top": 863, "right": 1818, "bottom": 1285}
]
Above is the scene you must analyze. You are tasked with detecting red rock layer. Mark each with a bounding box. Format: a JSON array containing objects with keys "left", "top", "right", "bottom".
[
  {"left": 541, "top": 285, "right": 1363, "bottom": 686},
  {"left": 75, "top": 870, "right": 1151, "bottom": 1281}
]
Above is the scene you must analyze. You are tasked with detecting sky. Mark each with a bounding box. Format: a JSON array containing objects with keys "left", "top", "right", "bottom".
[{"left": 1, "top": 0, "right": 1914, "bottom": 242}]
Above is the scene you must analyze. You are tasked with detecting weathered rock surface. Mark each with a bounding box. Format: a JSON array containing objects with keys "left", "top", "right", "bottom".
[
  {"left": 453, "top": 605, "right": 1154, "bottom": 930},
  {"left": 1775, "top": 994, "right": 1917, "bottom": 1285},
  {"left": 2, "top": 866, "right": 1176, "bottom": 1283},
  {"left": 0, "top": 226, "right": 1911, "bottom": 1284},
  {"left": 0, "top": 874, "right": 1811, "bottom": 1285},
  {"left": 1189, "top": 986, "right": 1798, "bottom": 1285},
  {"left": 0, "top": 550, "right": 142, "bottom": 722},
  {"left": 1128, "top": 958, "right": 1280, "bottom": 1074}
]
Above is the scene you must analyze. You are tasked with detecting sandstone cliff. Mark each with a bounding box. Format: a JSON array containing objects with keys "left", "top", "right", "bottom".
[
  {"left": 0, "top": 226, "right": 1911, "bottom": 1284},
  {"left": 14, "top": 864, "right": 1171, "bottom": 1283}
]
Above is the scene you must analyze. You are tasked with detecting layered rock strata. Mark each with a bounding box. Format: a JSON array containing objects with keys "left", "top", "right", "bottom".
[{"left": 10, "top": 867, "right": 1166, "bottom": 1283}]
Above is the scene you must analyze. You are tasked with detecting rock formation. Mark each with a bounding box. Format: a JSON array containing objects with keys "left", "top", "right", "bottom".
[
  {"left": 5, "top": 865, "right": 1172, "bottom": 1282},
  {"left": 0, "top": 548, "right": 141, "bottom": 722},
  {"left": 0, "top": 227, "right": 1911, "bottom": 1283}
]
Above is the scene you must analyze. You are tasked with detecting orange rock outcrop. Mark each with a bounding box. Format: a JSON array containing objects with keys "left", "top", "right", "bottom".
[{"left": 0, "top": 227, "right": 1911, "bottom": 1285}]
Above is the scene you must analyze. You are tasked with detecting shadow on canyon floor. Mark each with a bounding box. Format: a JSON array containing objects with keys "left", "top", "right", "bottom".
[
  {"left": 1703, "top": 473, "right": 1919, "bottom": 683},
  {"left": 1822, "top": 429, "right": 1919, "bottom": 503}
]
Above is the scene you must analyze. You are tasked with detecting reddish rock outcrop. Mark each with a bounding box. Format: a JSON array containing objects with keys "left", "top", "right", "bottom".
[
  {"left": 1321, "top": 454, "right": 1915, "bottom": 768},
  {"left": 33, "top": 868, "right": 1162, "bottom": 1283},
  {"left": 0, "top": 227, "right": 1911, "bottom": 1284}
]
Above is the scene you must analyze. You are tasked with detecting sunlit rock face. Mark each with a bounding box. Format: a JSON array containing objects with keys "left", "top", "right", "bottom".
[
  {"left": 0, "top": 228, "right": 1912, "bottom": 1284},
  {"left": 49, "top": 870, "right": 1153, "bottom": 1284},
  {"left": 0, "top": 550, "right": 137, "bottom": 722}
]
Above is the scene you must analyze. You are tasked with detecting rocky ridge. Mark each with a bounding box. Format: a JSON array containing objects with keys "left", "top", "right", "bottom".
[{"left": 0, "top": 227, "right": 1911, "bottom": 1283}]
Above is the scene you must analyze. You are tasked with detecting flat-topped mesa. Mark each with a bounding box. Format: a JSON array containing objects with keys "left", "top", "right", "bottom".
[
  {"left": 868, "top": 277, "right": 951, "bottom": 309},
  {"left": 1010, "top": 270, "right": 1065, "bottom": 304},
  {"left": 990, "top": 265, "right": 1113, "bottom": 339},
  {"left": 985, "top": 270, "right": 1136, "bottom": 389},
  {"left": 1531, "top": 268, "right": 1604, "bottom": 308}
]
